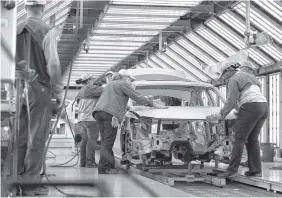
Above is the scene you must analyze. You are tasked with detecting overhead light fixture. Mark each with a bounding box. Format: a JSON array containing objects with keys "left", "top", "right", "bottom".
[
  {"left": 245, "top": 30, "right": 273, "bottom": 47},
  {"left": 161, "top": 40, "right": 167, "bottom": 53},
  {"left": 83, "top": 30, "right": 90, "bottom": 53}
]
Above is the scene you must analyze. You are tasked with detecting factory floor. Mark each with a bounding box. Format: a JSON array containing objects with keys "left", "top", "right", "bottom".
[{"left": 40, "top": 150, "right": 282, "bottom": 197}]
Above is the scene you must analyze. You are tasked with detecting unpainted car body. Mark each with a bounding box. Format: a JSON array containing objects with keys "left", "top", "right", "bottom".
[{"left": 116, "top": 69, "right": 237, "bottom": 165}]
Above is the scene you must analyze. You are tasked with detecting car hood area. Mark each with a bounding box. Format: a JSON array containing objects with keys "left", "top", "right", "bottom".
[{"left": 129, "top": 106, "right": 236, "bottom": 120}]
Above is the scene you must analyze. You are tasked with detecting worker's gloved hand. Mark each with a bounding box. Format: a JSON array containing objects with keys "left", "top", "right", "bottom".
[
  {"left": 206, "top": 114, "right": 221, "bottom": 124},
  {"left": 74, "top": 134, "right": 82, "bottom": 143},
  {"left": 52, "top": 99, "right": 63, "bottom": 115},
  {"left": 153, "top": 102, "right": 168, "bottom": 109},
  {"left": 111, "top": 116, "right": 120, "bottom": 128}
]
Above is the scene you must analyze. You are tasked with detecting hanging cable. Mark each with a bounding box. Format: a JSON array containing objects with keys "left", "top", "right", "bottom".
[{"left": 48, "top": 106, "right": 80, "bottom": 167}]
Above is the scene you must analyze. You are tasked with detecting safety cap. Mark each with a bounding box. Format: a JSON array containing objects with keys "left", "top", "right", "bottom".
[
  {"left": 105, "top": 71, "right": 114, "bottom": 77},
  {"left": 118, "top": 69, "right": 136, "bottom": 81},
  {"left": 81, "top": 74, "right": 92, "bottom": 81},
  {"left": 239, "top": 61, "right": 255, "bottom": 70},
  {"left": 218, "top": 61, "right": 240, "bottom": 78},
  {"left": 25, "top": 0, "right": 46, "bottom": 6}
]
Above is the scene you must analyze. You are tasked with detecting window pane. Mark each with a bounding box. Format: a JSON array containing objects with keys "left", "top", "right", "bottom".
[{"left": 269, "top": 73, "right": 280, "bottom": 146}]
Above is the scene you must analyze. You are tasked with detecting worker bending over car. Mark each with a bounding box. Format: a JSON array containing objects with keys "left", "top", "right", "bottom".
[
  {"left": 75, "top": 74, "right": 103, "bottom": 168},
  {"left": 214, "top": 61, "right": 268, "bottom": 178},
  {"left": 16, "top": 0, "right": 63, "bottom": 196},
  {"left": 238, "top": 61, "right": 258, "bottom": 168},
  {"left": 93, "top": 69, "right": 166, "bottom": 174}
]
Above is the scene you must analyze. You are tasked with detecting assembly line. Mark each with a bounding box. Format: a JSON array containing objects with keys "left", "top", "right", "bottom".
[{"left": 1, "top": 0, "right": 282, "bottom": 197}]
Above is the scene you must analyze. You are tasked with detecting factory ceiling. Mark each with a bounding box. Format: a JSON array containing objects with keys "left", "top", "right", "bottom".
[{"left": 16, "top": 0, "right": 282, "bottom": 87}]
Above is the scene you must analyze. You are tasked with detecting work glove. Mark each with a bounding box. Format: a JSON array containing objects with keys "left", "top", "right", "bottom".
[
  {"left": 111, "top": 116, "right": 120, "bottom": 128},
  {"left": 74, "top": 134, "right": 82, "bottom": 143},
  {"left": 152, "top": 101, "right": 168, "bottom": 109},
  {"left": 206, "top": 114, "right": 221, "bottom": 124},
  {"left": 52, "top": 99, "right": 63, "bottom": 115}
]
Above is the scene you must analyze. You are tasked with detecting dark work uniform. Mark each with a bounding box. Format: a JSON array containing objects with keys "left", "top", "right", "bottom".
[{"left": 16, "top": 18, "right": 53, "bottom": 181}]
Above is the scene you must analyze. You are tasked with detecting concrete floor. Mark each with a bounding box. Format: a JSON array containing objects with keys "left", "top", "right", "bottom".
[
  {"left": 44, "top": 155, "right": 191, "bottom": 197},
  {"left": 41, "top": 151, "right": 282, "bottom": 197}
]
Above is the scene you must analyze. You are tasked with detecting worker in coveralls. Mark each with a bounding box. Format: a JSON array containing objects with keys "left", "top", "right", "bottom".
[
  {"left": 75, "top": 74, "right": 103, "bottom": 168},
  {"left": 215, "top": 61, "right": 268, "bottom": 178},
  {"left": 93, "top": 70, "right": 166, "bottom": 174},
  {"left": 16, "top": 0, "right": 63, "bottom": 196},
  {"left": 239, "top": 61, "right": 258, "bottom": 168}
]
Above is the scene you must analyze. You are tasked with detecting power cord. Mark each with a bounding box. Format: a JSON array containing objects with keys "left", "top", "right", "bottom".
[{"left": 48, "top": 106, "right": 80, "bottom": 167}]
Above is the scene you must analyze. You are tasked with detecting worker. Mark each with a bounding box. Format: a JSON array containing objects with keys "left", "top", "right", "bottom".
[
  {"left": 239, "top": 61, "right": 257, "bottom": 168},
  {"left": 75, "top": 74, "right": 103, "bottom": 168},
  {"left": 214, "top": 61, "right": 268, "bottom": 178},
  {"left": 16, "top": 0, "right": 63, "bottom": 196},
  {"left": 92, "top": 70, "right": 166, "bottom": 174},
  {"left": 105, "top": 71, "right": 114, "bottom": 84}
]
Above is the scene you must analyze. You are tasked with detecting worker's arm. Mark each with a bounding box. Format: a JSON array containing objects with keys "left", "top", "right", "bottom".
[
  {"left": 120, "top": 82, "right": 154, "bottom": 107},
  {"left": 84, "top": 84, "right": 104, "bottom": 98},
  {"left": 220, "top": 78, "right": 240, "bottom": 119},
  {"left": 43, "top": 29, "right": 64, "bottom": 100},
  {"left": 234, "top": 102, "right": 240, "bottom": 112}
]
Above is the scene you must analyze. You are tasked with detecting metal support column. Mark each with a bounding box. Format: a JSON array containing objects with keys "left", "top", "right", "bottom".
[
  {"left": 79, "top": 0, "right": 83, "bottom": 29},
  {"left": 146, "top": 51, "right": 149, "bottom": 68},
  {"left": 265, "top": 75, "right": 270, "bottom": 143},
  {"left": 262, "top": 76, "right": 268, "bottom": 142},
  {"left": 279, "top": 69, "right": 282, "bottom": 151},
  {"left": 245, "top": 0, "right": 251, "bottom": 47},
  {"left": 159, "top": 31, "right": 162, "bottom": 51}
]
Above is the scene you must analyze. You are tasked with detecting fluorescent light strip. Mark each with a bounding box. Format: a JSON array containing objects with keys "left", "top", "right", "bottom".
[
  {"left": 103, "top": 16, "right": 177, "bottom": 23},
  {"left": 247, "top": 48, "right": 273, "bottom": 65},
  {"left": 206, "top": 19, "right": 245, "bottom": 48},
  {"left": 219, "top": 12, "right": 245, "bottom": 35},
  {"left": 169, "top": 43, "right": 203, "bottom": 69},
  {"left": 89, "top": 41, "right": 143, "bottom": 46},
  {"left": 150, "top": 56, "right": 171, "bottom": 70},
  {"left": 259, "top": 45, "right": 282, "bottom": 61},
  {"left": 177, "top": 38, "right": 216, "bottom": 65},
  {"left": 78, "top": 54, "right": 127, "bottom": 58},
  {"left": 95, "top": 29, "right": 160, "bottom": 35},
  {"left": 156, "top": 52, "right": 187, "bottom": 73},
  {"left": 254, "top": 0, "right": 282, "bottom": 23},
  {"left": 98, "top": 22, "right": 169, "bottom": 29},
  {"left": 196, "top": 27, "right": 236, "bottom": 56},
  {"left": 74, "top": 61, "right": 119, "bottom": 64},
  {"left": 147, "top": 59, "right": 162, "bottom": 68},
  {"left": 185, "top": 32, "right": 226, "bottom": 62},
  {"left": 88, "top": 46, "right": 139, "bottom": 50},
  {"left": 107, "top": 7, "right": 188, "bottom": 16},
  {"left": 79, "top": 50, "right": 136, "bottom": 54},
  {"left": 112, "top": 0, "right": 202, "bottom": 7},
  {"left": 90, "top": 36, "right": 152, "bottom": 42},
  {"left": 234, "top": 3, "right": 282, "bottom": 44},
  {"left": 165, "top": 48, "right": 210, "bottom": 81}
]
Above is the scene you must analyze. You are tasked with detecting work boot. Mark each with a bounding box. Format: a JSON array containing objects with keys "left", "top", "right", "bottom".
[
  {"left": 98, "top": 168, "right": 119, "bottom": 174},
  {"left": 86, "top": 162, "right": 98, "bottom": 168},
  {"left": 79, "top": 163, "right": 86, "bottom": 167},
  {"left": 120, "top": 160, "right": 134, "bottom": 166},
  {"left": 240, "top": 161, "right": 248, "bottom": 167},
  {"left": 22, "top": 186, "right": 49, "bottom": 196},
  {"left": 217, "top": 171, "right": 237, "bottom": 178},
  {"left": 244, "top": 171, "right": 262, "bottom": 177}
]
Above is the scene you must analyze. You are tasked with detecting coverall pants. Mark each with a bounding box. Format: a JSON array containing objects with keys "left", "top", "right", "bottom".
[
  {"left": 78, "top": 121, "right": 99, "bottom": 166},
  {"left": 93, "top": 111, "right": 117, "bottom": 172},
  {"left": 227, "top": 102, "right": 268, "bottom": 173},
  {"left": 17, "top": 81, "right": 52, "bottom": 181}
]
